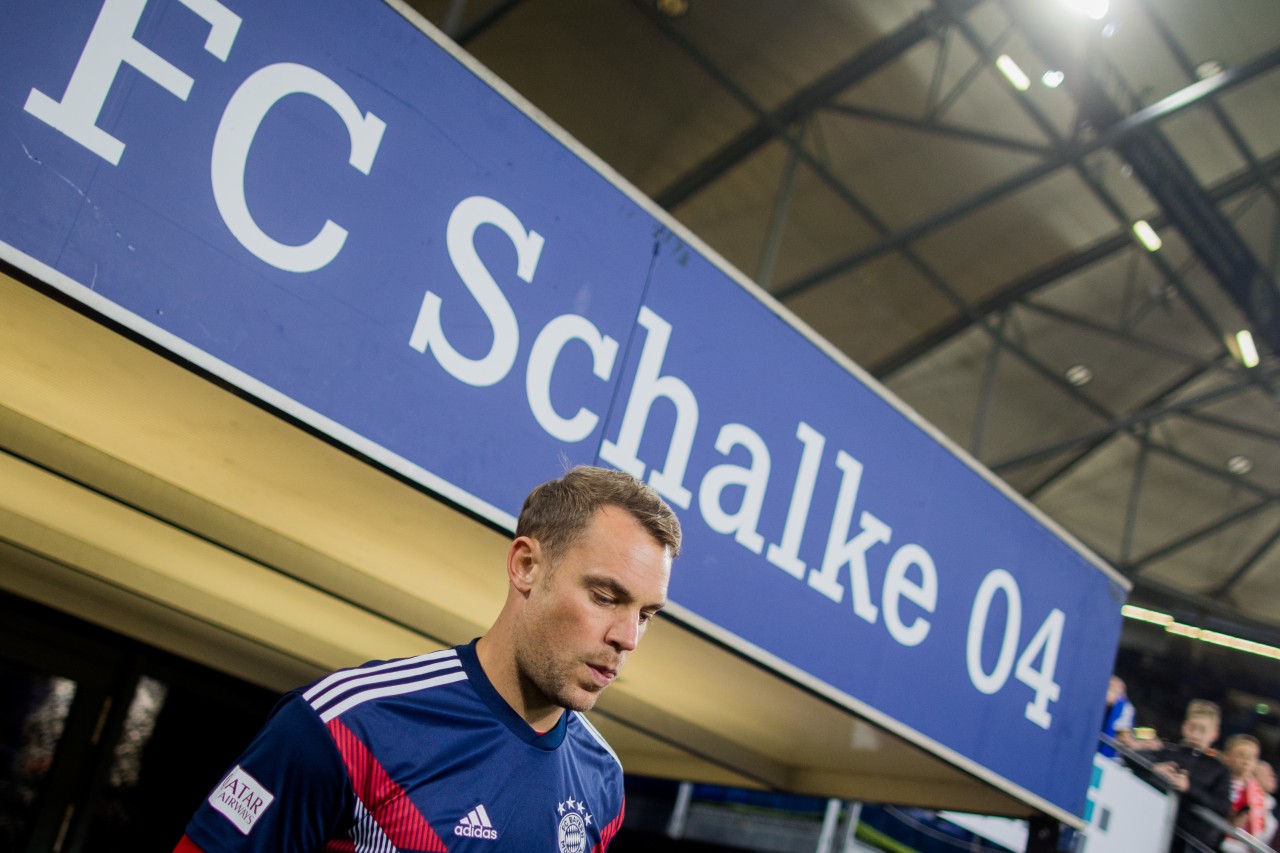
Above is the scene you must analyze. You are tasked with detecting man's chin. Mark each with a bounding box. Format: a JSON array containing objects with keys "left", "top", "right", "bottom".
[{"left": 560, "top": 684, "right": 604, "bottom": 713}]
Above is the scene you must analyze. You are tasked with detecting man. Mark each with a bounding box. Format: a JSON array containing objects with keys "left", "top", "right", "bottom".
[
  {"left": 176, "top": 466, "right": 680, "bottom": 852},
  {"left": 1144, "top": 700, "right": 1233, "bottom": 853}
]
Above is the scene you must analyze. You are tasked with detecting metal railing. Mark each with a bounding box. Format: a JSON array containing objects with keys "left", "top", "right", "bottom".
[
  {"left": 1100, "top": 734, "right": 1277, "bottom": 853},
  {"left": 1188, "top": 804, "right": 1275, "bottom": 853}
]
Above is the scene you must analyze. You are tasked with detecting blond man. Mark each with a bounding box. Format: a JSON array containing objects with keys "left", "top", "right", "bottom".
[{"left": 177, "top": 467, "right": 680, "bottom": 853}]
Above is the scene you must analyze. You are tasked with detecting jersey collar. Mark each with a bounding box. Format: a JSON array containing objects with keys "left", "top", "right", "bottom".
[{"left": 458, "top": 640, "right": 568, "bottom": 750}]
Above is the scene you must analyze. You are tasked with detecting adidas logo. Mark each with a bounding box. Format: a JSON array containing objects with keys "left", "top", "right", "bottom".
[{"left": 454, "top": 804, "right": 498, "bottom": 840}]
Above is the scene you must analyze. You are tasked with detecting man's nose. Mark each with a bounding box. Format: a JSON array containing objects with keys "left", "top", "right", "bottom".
[{"left": 607, "top": 611, "right": 641, "bottom": 652}]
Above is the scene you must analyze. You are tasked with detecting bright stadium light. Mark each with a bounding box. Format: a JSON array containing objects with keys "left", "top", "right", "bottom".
[
  {"left": 1121, "top": 605, "right": 1280, "bottom": 661},
  {"left": 1132, "top": 220, "right": 1162, "bottom": 252},
  {"left": 1236, "top": 329, "right": 1260, "bottom": 368},
  {"left": 1060, "top": 0, "right": 1109, "bottom": 21},
  {"left": 996, "top": 55, "right": 1031, "bottom": 91}
]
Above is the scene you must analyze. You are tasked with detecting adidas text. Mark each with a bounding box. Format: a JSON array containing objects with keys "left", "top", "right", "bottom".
[{"left": 454, "top": 804, "right": 498, "bottom": 840}]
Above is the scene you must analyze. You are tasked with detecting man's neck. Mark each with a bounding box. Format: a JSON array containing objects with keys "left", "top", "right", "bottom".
[{"left": 474, "top": 632, "right": 564, "bottom": 732}]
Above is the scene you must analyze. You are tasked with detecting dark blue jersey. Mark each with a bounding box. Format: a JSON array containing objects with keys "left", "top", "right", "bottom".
[{"left": 185, "top": 641, "right": 625, "bottom": 852}]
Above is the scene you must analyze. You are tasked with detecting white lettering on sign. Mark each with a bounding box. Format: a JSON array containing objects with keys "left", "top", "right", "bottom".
[
  {"left": 966, "top": 569, "right": 1065, "bottom": 729},
  {"left": 526, "top": 314, "right": 618, "bottom": 443},
  {"left": 211, "top": 63, "right": 385, "bottom": 273},
  {"left": 698, "top": 423, "right": 771, "bottom": 555},
  {"left": 25, "top": 0, "right": 241, "bottom": 165},
  {"left": 808, "top": 450, "right": 891, "bottom": 627},
  {"left": 883, "top": 544, "right": 937, "bottom": 647},
  {"left": 599, "top": 307, "right": 699, "bottom": 509},
  {"left": 409, "top": 196, "right": 544, "bottom": 386},
  {"left": 20, "top": 1, "right": 1074, "bottom": 735},
  {"left": 766, "top": 421, "right": 825, "bottom": 580},
  {"left": 398, "top": 194, "right": 1065, "bottom": 729}
]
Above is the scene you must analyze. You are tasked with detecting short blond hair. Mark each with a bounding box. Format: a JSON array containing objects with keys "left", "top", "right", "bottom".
[
  {"left": 1186, "top": 699, "right": 1221, "bottom": 725},
  {"left": 516, "top": 466, "right": 681, "bottom": 564},
  {"left": 1226, "top": 734, "right": 1260, "bottom": 753}
]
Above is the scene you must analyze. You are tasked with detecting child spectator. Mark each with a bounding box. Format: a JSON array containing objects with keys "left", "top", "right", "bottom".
[
  {"left": 1220, "top": 735, "right": 1266, "bottom": 852},
  {"left": 1143, "top": 699, "right": 1232, "bottom": 853},
  {"left": 1253, "top": 760, "right": 1278, "bottom": 846}
]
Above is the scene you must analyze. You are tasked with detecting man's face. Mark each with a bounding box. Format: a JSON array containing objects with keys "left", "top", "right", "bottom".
[
  {"left": 1225, "top": 742, "right": 1260, "bottom": 780},
  {"left": 514, "top": 506, "right": 670, "bottom": 713},
  {"left": 1181, "top": 715, "right": 1219, "bottom": 751}
]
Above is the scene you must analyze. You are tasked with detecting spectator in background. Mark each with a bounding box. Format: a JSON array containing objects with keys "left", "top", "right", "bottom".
[
  {"left": 1254, "top": 760, "right": 1278, "bottom": 846},
  {"left": 1220, "top": 735, "right": 1266, "bottom": 852},
  {"left": 1144, "top": 699, "right": 1232, "bottom": 853},
  {"left": 1100, "top": 675, "right": 1136, "bottom": 759}
]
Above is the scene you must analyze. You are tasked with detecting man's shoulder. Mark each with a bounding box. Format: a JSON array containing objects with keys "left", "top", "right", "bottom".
[
  {"left": 298, "top": 647, "right": 472, "bottom": 725},
  {"left": 566, "top": 712, "right": 623, "bottom": 772}
]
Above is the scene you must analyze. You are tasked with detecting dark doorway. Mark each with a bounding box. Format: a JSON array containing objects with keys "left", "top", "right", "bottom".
[{"left": 0, "top": 591, "right": 277, "bottom": 852}]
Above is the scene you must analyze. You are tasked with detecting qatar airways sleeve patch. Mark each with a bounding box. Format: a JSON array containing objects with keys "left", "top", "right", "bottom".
[{"left": 209, "top": 765, "right": 275, "bottom": 834}]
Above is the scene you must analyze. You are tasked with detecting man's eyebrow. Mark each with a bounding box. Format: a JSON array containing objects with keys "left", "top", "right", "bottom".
[
  {"left": 584, "top": 575, "right": 633, "bottom": 601},
  {"left": 584, "top": 574, "right": 666, "bottom": 611}
]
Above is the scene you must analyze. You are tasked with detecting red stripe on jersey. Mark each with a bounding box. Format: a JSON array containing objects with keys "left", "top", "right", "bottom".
[
  {"left": 326, "top": 718, "right": 448, "bottom": 852},
  {"left": 593, "top": 796, "right": 625, "bottom": 852},
  {"left": 321, "top": 840, "right": 355, "bottom": 852}
]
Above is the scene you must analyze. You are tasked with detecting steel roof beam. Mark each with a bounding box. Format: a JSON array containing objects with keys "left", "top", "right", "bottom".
[
  {"left": 1209, "top": 521, "right": 1280, "bottom": 599},
  {"left": 756, "top": 121, "right": 806, "bottom": 288},
  {"left": 1114, "top": 130, "right": 1275, "bottom": 349},
  {"left": 969, "top": 311, "right": 1010, "bottom": 458},
  {"left": 822, "top": 103, "right": 1050, "bottom": 156},
  {"left": 1017, "top": 300, "right": 1212, "bottom": 367},
  {"left": 868, "top": 2, "right": 1274, "bottom": 511},
  {"left": 925, "top": 19, "right": 1009, "bottom": 123},
  {"left": 991, "top": 367, "right": 1280, "bottom": 472},
  {"left": 1144, "top": 439, "right": 1274, "bottom": 500},
  {"left": 639, "top": 0, "right": 1160, "bottom": 467},
  {"left": 1021, "top": 364, "right": 1207, "bottom": 499},
  {"left": 454, "top": 0, "right": 528, "bottom": 45},
  {"left": 776, "top": 43, "right": 1280, "bottom": 302},
  {"left": 872, "top": 149, "right": 1280, "bottom": 378},
  {"left": 639, "top": 0, "right": 1261, "bottom": 515},
  {"left": 1178, "top": 410, "right": 1280, "bottom": 447},
  {"left": 924, "top": 18, "right": 953, "bottom": 116},
  {"left": 873, "top": 233, "right": 1130, "bottom": 377},
  {"left": 891, "top": 0, "right": 1226, "bottom": 373},
  {"left": 648, "top": 0, "right": 985, "bottom": 210},
  {"left": 1001, "top": 0, "right": 1280, "bottom": 358},
  {"left": 1126, "top": 494, "right": 1280, "bottom": 574},
  {"left": 1138, "top": 0, "right": 1280, "bottom": 212},
  {"left": 1119, "top": 434, "right": 1150, "bottom": 566}
]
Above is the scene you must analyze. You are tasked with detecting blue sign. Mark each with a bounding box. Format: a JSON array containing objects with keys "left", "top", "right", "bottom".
[{"left": 0, "top": 0, "right": 1126, "bottom": 820}]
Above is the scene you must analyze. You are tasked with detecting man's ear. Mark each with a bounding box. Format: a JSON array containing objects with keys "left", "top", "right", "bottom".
[{"left": 508, "top": 536, "right": 541, "bottom": 595}]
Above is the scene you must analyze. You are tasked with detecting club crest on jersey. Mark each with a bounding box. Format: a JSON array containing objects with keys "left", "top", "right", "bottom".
[{"left": 555, "top": 796, "right": 593, "bottom": 853}]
